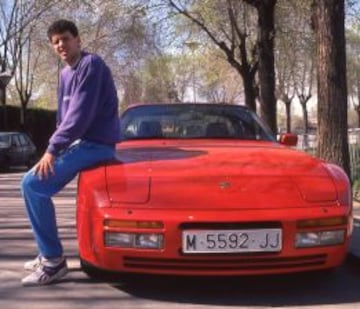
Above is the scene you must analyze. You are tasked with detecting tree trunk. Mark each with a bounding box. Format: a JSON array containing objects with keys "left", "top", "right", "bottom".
[
  {"left": 257, "top": 0, "right": 277, "bottom": 134},
  {"left": 314, "top": 0, "right": 350, "bottom": 177},
  {"left": 284, "top": 100, "right": 291, "bottom": 133},
  {"left": 0, "top": 85, "right": 7, "bottom": 130},
  {"left": 300, "top": 102, "right": 309, "bottom": 134},
  {"left": 298, "top": 95, "right": 311, "bottom": 134},
  {"left": 300, "top": 100, "right": 309, "bottom": 148},
  {"left": 243, "top": 71, "right": 257, "bottom": 112},
  {"left": 222, "top": 45, "right": 258, "bottom": 112},
  {"left": 20, "top": 103, "right": 26, "bottom": 131},
  {"left": 356, "top": 104, "right": 360, "bottom": 128},
  {"left": 357, "top": 81, "right": 360, "bottom": 127}
]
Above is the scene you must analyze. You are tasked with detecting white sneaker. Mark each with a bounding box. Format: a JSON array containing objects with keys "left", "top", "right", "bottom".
[
  {"left": 24, "top": 255, "right": 43, "bottom": 271},
  {"left": 22, "top": 257, "right": 68, "bottom": 286}
]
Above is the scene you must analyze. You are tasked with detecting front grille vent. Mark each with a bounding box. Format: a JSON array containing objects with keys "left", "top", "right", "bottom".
[{"left": 123, "top": 254, "right": 327, "bottom": 272}]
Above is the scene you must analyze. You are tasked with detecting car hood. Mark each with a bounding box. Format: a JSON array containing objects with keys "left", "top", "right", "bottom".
[{"left": 106, "top": 141, "right": 337, "bottom": 209}]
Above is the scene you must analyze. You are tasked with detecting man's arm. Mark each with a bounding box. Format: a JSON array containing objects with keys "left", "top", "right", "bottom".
[
  {"left": 34, "top": 56, "right": 105, "bottom": 179},
  {"left": 47, "top": 55, "right": 104, "bottom": 156}
]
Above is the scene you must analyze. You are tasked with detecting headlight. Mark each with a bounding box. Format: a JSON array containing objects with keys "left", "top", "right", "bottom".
[
  {"left": 136, "top": 234, "right": 163, "bottom": 249},
  {"left": 295, "top": 230, "right": 345, "bottom": 248},
  {"left": 105, "top": 232, "right": 134, "bottom": 248},
  {"left": 104, "top": 232, "right": 163, "bottom": 249}
]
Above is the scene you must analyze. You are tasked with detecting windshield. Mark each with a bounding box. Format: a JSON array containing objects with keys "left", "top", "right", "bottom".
[{"left": 120, "top": 104, "right": 275, "bottom": 142}]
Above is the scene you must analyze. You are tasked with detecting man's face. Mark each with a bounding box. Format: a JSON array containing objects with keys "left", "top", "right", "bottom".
[{"left": 50, "top": 31, "right": 81, "bottom": 65}]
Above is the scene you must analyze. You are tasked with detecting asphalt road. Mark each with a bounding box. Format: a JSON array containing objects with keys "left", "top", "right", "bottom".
[{"left": 2, "top": 170, "right": 360, "bottom": 309}]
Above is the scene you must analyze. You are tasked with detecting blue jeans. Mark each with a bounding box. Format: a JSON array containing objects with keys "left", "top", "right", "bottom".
[{"left": 21, "top": 140, "right": 115, "bottom": 258}]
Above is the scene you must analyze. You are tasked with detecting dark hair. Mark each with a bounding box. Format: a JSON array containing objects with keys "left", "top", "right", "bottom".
[{"left": 47, "top": 19, "right": 79, "bottom": 41}]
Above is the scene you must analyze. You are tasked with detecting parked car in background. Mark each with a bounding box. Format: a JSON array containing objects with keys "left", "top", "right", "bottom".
[
  {"left": 77, "top": 103, "right": 352, "bottom": 278},
  {"left": 0, "top": 132, "right": 37, "bottom": 170}
]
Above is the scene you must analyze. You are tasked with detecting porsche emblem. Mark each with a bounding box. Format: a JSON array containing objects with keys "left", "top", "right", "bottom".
[{"left": 219, "top": 181, "right": 231, "bottom": 189}]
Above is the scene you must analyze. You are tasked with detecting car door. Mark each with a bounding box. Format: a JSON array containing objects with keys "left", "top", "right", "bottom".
[
  {"left": 7, "top": 134, "right": 22, "bottom": 165},
  {"left": 18, "top": 133, "right": 36, "bottom": 166}
]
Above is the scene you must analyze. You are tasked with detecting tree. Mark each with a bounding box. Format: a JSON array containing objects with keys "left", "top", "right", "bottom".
[
  {"left": 0, "top": 0, "right": 56, "bottom": 129},
  {"left": 0, "top": 1, "right": 17, "bottom": 129},
  {"left": 141, "top": 55, "right": 178, "bottom": 103},
  {"left": 164, "top": 0, "right": 278, "bottom": 132},
  {"left": 277, "top": 0, "right": 316, "bottom": 142},
  {"left": 11, "top": 4, "right": 41, "bottom": 129},
  {"left": 121, "top": 72, "right": 143, "bottom": 108},
  {"left": 243, "top": 0, "right": 277, "bottom": 134},
  {"left": 11, "top": 1, "right": 158, "bottom": 112},
  {"left": 198, "top": 49, "right": 243, "bottom": 104},
  {"left": 274, "top": 13, "right": 296, "bottom": 133},
  {"left": 313, "top": 0, "right": 350, "bottom": 177},
  {"left": 166, "top": 0, "right": 259, "bottom": 112},
  {"left": 346, "top": 24, "right": 360, "bottom": 127}
]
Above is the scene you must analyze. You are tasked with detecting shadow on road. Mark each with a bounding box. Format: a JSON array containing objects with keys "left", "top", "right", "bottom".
[{"left": 107, "top": 259, "right": 360, "bottom": 307}]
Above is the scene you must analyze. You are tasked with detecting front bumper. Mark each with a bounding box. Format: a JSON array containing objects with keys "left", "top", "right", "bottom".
[{"left": 77, "top": 205, "right": 351, "bottom": 276}]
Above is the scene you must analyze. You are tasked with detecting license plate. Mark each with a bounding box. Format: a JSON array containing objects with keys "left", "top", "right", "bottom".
[{"left": 182, "top": 229, "right": 282, "bottom": 253}]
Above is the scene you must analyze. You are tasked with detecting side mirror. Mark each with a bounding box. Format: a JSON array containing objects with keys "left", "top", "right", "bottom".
[{"left": 279, "top": 133, "right": 298, "bottom": 147}]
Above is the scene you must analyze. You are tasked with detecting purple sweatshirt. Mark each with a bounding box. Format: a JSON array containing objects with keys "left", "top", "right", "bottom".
[{"left": 47, "top": 52, "right": 120, "bottom": 156}]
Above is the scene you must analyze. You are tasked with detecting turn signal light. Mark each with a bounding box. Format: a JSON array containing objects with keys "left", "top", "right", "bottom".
[
  {"left": 104, "top": 219, "right": 164, "bottom": 229},
  {"left": 297, "top": 216, "right": 347, "bottom": 228}
]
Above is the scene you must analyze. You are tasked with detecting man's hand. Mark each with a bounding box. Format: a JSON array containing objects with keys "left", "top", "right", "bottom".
[{"left": 33, "top": 152, "right": 56, "bottom": 180}]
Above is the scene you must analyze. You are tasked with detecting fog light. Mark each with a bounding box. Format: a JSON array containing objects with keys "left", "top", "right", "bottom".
[
  {"left": 295, "top": 230, "right": 345, "bottom": 248},
  {"left": 104, "top": 232, "right": 163, "bottom": 249}
]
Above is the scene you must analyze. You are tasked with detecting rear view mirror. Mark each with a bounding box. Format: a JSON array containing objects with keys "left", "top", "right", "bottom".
[{"left": 279, "top": 133, "right": 298, "bottom": 146}]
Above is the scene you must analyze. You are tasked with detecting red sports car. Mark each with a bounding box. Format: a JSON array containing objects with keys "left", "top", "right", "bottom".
[{"left": 77, "top": 103, "right": 352, "bottom": 277}]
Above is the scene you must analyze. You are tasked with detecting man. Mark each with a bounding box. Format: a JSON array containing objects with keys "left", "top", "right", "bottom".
[{"left": 21, "top": 19, "right": 120, "bottom": 286}]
